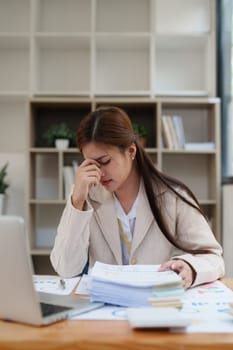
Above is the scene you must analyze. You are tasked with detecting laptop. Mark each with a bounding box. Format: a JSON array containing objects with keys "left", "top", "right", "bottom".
[{"left": 0, "top": 216, "right": 103, "bottom": 326}]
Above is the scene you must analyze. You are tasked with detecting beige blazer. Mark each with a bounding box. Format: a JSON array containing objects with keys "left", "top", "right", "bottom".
[{"left": 50, "top": 183, "right": 224, "bottom": 287}]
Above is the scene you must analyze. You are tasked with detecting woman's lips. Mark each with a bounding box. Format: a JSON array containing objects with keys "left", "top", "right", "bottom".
[{"left": 101, "top": 179, "right": 112, "bottom": 186}]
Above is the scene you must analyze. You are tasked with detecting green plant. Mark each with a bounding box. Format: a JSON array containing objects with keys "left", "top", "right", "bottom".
[
  {"left": 43, "top": 123, "right": 75, "bottom": 147},
  {"left": 132, "top": 122, "right": 148, "bottom": 139},
  {"left": 0, "top": 163, "right": 9, "bottom": 194}
]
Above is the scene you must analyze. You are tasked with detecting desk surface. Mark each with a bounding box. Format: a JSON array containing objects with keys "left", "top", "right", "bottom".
[{"left": 1, "top": 278, "right": 233, "bottom": 350}]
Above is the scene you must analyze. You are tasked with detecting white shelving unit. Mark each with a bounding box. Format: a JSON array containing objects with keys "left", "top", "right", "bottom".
[
  {"left": 33, "top": 0, "right": 92, "bottom": 33},
  {"left": 0, "top": 0, "right": 220, "bottom": 273},
  {"left": 154, "top": 0, "right": 215, "bottom": 96},
  {"left": 0, "top": 36, "right": 30, "bottom": 95},
  {"left": 28, "top": 97, "right": 221, "bottom": 265},
  {"left": 0, "top": 0, "right": 216, "bottom": 98},
  {"left": 32, "top": 35, "right": 91, "bottom": 95},
  {"left": 95, "top": 34, "right": 151, "bottom": 95}
]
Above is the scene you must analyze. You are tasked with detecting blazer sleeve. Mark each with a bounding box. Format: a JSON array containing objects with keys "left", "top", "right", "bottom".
[
  {"left": 170, "top": 193, "right": 225, "bottom": 287},
  {"left": 50, "top": 194, "right": 93, "bottom": 277}
]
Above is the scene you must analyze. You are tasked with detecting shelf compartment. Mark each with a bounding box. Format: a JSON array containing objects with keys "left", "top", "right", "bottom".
[
  {"left": 95, "top": 101, "right": 158, "bottom": 148},
  {"left": 34, "top": 0, "right": 92, "bottom": 33},
  {"left": 0, "top": 36, "right": 30, "bottom": 93},
  {"left": 155, "top": 0, "right": 211, "bottom": 34},
  {"left": 0, "top": 0, "right": 30, "bottom": 33},
  {"left": 162, "top": 153, "right": 217, "bottom": 200},
  {"left": 95, "top": 34, "right": 151, "bottom": 95},
  {"left": 30, "top": 152, "right": 59, "bottom": 200},
  {"left": 154, "top": 35, "right": 209, "bottom": 96},
  {"left": 33, "top": 35, "right": 91, "bottom": 95},
  {"left": 96, "top": 0, "right": 151, "bottom": 33},
  {"left": 161, "top": 102, "right": 217, "bottom": 147},
  {"left": 30, "top": 100, "right": 91, "bottom": 147}
]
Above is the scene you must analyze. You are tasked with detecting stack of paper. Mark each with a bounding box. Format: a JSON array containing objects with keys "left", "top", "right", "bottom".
[{"left": 89, "top": 262, "right": 184, "bottom": 308}]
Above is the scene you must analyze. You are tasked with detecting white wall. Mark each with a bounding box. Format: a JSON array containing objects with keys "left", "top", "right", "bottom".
[
  {"left": 0, "top": 153, "right": 26, "bottom": 217},
  {"left": 0, "top": 100, "right": 27, "bottom": 217},
  {"left": 222, "top": 184, "right": 233, "bottom": 277}
]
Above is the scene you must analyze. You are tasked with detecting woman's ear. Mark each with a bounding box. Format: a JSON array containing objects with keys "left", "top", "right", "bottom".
[{"left": 128, "top": 143, "right": 136, "bottom": 160}]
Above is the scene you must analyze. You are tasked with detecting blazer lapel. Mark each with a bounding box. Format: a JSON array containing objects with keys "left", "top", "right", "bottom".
[
  {"left": 89, "top": 186, "right": 122, "bottom": 264},
  {"left": 131, "top": 183, "right": 154, "bottom": 255}
]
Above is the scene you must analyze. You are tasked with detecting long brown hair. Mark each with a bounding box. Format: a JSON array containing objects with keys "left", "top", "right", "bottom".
[{"left": 77, "top": 106, "right": 210, "bottom": 254}]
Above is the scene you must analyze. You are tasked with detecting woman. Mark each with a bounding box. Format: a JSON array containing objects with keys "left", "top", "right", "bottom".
[{"left": 50, "top": 106, "right": 224, "bottom": 288}]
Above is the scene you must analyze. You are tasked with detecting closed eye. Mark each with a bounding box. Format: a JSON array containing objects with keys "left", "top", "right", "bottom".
[{"left": 98, "top": 159, "right": 111, "bottom": 166}]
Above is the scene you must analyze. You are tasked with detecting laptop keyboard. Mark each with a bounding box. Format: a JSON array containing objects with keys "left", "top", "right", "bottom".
[{"left": 40, "top": 302, "right": 72, "bottom": 317}]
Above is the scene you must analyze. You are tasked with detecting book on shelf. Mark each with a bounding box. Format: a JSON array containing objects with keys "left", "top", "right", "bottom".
[
  {"left": 167, "top": 116, "right": 179, "bottom": 149},
  {"left": 161, "top": 117, "right": 215, "bottom": 151},
  {"left": 161, "top": 115, "right": 173, "bottom": 149},
  {"left": 88, "top": 262, "right": 184, "bottom": 308},
  {"left": 161, "top": 115, "right": 185, "bottom": 149},
  {"left": 172, "top": 115, "right": 186, "bottom": 149}
]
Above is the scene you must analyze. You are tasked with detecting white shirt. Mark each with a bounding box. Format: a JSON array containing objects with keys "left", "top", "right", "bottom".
[{"left": 113, "top": 191, "right": 140, "bottom": 264}]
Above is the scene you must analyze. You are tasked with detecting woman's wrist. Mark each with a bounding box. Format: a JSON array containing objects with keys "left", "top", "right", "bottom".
[{"left": 71, "top": 196, "right": 86, "bottom": 210}]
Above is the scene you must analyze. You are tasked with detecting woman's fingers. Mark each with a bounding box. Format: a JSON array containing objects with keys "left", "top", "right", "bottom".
[
  {"left": 71, "top": 159, "right": 102, "bottom": 208},
  {"left": 159, "top": 259, "right": 194, "bottom": 289},
  {"left": 77, "top": 159, "right": 102, "bottom": 184}
]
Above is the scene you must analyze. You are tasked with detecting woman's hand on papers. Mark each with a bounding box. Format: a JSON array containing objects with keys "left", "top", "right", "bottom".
[{"left": 158, "top": 259, "right": 196, "bottom": 289}]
